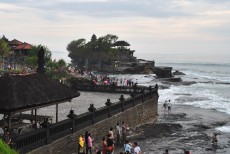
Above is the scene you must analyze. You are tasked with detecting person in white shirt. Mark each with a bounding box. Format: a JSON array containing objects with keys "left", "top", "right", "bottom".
[
  {"left": 133, "top": 142, "right": 141, "bottom": 154},
  {"left": 116, "top": 123, "right": 121, "bottom": 144}
]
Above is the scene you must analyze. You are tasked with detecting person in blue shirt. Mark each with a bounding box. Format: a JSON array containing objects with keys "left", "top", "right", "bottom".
[{"left": 124, "top": 140, "right": 132, "bottom": 154}]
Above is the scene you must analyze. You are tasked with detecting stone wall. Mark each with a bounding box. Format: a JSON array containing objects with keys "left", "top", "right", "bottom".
[{"left": 30, "top": 94, "right": 158, "bottom": 154}]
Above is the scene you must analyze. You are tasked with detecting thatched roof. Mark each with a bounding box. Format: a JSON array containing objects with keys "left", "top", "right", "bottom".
[
  {"left": 113, "top": 40, "right": 130, "bottom": 47},
  {"left": 0, "top": 74, "right": 80, "bottom": 113}
]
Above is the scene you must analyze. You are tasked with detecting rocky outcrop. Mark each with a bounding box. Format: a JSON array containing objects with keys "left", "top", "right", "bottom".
[
  {"left": 173, "top": 70, "right": 185, "bottom": 75},
  {"left": 153, "top": 67, "right": 173, "bottom": 78}
]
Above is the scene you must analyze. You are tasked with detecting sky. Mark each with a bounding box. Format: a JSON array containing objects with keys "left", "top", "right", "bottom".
[{"left": 1, "top": 0, "right": 230, "bottom": 63}]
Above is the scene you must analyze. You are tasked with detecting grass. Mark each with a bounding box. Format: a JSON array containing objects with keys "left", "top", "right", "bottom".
[{"left": 0, "top": 139, "right": 18, "bottom": 154}]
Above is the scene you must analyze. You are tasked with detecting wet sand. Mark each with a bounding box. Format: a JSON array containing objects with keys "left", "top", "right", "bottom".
[{"left": 113, "top": 104, "right": 230, "bottom": 154}]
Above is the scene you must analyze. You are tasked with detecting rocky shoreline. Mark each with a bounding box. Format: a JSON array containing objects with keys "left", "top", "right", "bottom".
[{"left": 114, "top": 105, "right": 230, "bottom": 154}]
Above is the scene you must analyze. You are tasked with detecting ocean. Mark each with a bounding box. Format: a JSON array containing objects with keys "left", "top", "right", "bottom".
[
  {"left": 114, "top": 61, "right": 230, "bottom": 133},
  {"left": 158, "top": 62, "right": 230, "bottom": 133}
]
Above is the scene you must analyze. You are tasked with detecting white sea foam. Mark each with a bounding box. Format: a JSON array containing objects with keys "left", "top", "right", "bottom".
[
  {"left": 216, "top": 126, "right": 230, "bottom": 133},
  {"left": 118, "top": 63, "right": 230, "bottom": 116}
]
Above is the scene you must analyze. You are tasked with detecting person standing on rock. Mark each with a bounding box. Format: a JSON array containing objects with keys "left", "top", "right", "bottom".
[
  {"left": 122, "top": 122, "right": 128, "bottom": 143},
  {"left": 163, "top": 149, "right": 170, "bottom": 154},
  {"left": 109, "top": 127, "right": 114, "bottom": 139},
  {"left": 101, "top": 136, "right": 107, "bottom": 154},
  {"left": 212, "top": 133, "right": 218, "bottom": 145},
  {"left": 116, "top": 123, "right": 122, "bottom": 145},
  {"left": 163, "top": 101, "right": 168, "bottom": 114},
  {"left": 168, "top": 100, "right": 172, "bottom": 114},
  {"left": 133, "top": 142, "right": 141, "bottom": 154}
]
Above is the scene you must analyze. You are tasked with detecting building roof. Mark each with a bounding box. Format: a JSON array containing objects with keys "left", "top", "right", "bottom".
[
  {"left": 9, "top": 39, "right": 22, "bottom": 46},
  {"left": 14, "top": 43, "right": 32, "bottom": 50},
  {"left": 113, "top": 40, "right": 130, "bottom": 47},
  {"left": 0, "top": 74, "right": 80, "bottom": 113}
]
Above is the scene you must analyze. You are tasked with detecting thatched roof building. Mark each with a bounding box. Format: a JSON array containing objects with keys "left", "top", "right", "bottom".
[{"left": 0, "top": 73, "right": 80, "bottom": 114}]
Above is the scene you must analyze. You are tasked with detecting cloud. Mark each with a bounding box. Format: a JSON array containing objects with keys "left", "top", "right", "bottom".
[
  {"left": 0, "top": 0, "right": 193, "bottom": 19},
  {"left": 1, "top": 0, "right": 230, "bottom": 58}
]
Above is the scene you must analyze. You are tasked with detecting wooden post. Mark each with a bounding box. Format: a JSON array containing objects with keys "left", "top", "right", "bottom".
[
  {"left": 35, "top": 109, "right": 37, "bottom": 130},
  {"left": 56, "top": 104, "right": 58, "bottom": 123}
]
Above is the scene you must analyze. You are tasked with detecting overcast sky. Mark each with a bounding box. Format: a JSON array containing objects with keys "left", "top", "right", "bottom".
[{"left": 1, "top": 0, "right": 230, "bottom": 62}]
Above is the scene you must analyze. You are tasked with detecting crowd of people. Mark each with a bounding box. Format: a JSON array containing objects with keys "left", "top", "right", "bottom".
[
  {"left": 92, "top": 76, "right": 138, "bottom": 87},
  {"left": 77, "top": 122, "right": 142, "bottom": 154}
]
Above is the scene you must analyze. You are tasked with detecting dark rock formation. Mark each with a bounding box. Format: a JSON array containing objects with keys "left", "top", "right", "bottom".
[
  {"left": 163, "top": 77, "right": 182, "bottom": 82},
  {"left": 153, "top": 66, "right": 173, "bottom": 78},
  {"left": 173, "top": 70, "right": 185, "bottom": 75}
]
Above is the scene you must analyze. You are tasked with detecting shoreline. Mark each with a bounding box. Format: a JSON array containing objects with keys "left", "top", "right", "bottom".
[{"left": 113, "top": 104, "right": 230, "bottom": 154}]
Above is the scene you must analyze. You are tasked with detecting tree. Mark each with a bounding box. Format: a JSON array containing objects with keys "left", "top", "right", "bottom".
[
  {"left": 67, "top": 39, "right": 86, "bottom": 53},
  {"left": 24, "top": 56, "right": 38, "bottom": 68},
  {"left": 0, "top": 39, "right": 10, "bottom": 58},
  {"left": 0, "top": 39, "right": 10, "bottom": 69},
  {"left": 88, "top": 34, "right": 97, "bottom": 51},
  {"left": 67, "top": 34, "right": 132, "bottom": 70},
  {"left": 28, "top": 44, "right": 52, "bottom": 63},
  {"left": 23, "top": 44, "right": 52, "bottom": 70},
  {"left": 57, "top": 59, "right": 66, "bottom": 68}
]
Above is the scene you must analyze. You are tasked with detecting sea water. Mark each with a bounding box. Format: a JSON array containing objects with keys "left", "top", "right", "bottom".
[
  {"left": 158, "top": 62, "right": 230, "bottom": 113},
  {"left": 114, "top": 62, "right": 230, "bottom": 132}
]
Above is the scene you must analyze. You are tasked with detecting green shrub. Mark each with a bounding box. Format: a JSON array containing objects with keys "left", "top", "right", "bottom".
[{"left": 0, "top": 139, "right": 18, "bottom": 154}]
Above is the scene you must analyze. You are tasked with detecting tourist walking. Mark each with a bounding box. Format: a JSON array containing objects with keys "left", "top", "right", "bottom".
[
  {"left": 133, "top": 142, "right": 141, "bottom": 154},
  {"left": 116, "top": 123, "right": 122, "bottom": 145},
  {"left": 109, "top": 127, "right": 114, "bottom": 139},
  {"left": 106, "top": 133, "right": 115, "bottom": 154},
  {"left": 78, "top": 134, "right": 85, "bottom": 154},
  {"left": 121, "top": 122, "right": 128, "bottom": 143},
  {"left": 163, "top": 101, "right": 168, "bottom": 114},
  {"left": 163, "top": 148, "right": 169, "bottom": 154},
  {"left": 212, "top": 132, "right": 218, "bottom": 145},
  {"left": 87, "top": 133, "right": 93, "bottom": 154},
  {"left": 100, "top": 137, "right": 107, "bottom": 154},
  {"left": 123, "top": 140, "right": 132, "bottom": 154},
  {"left": 168, "top": 100, "right": 172, "bottom": 114}
]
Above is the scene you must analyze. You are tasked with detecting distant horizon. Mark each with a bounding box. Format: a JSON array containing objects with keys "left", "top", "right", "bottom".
[{"left": 51, "top": 50, "right": 230, "bottom": 65}]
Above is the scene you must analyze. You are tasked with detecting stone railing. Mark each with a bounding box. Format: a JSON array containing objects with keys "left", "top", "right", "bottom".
[{"left": 12, "top": 88, "right": 158, "bottom": 153}]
